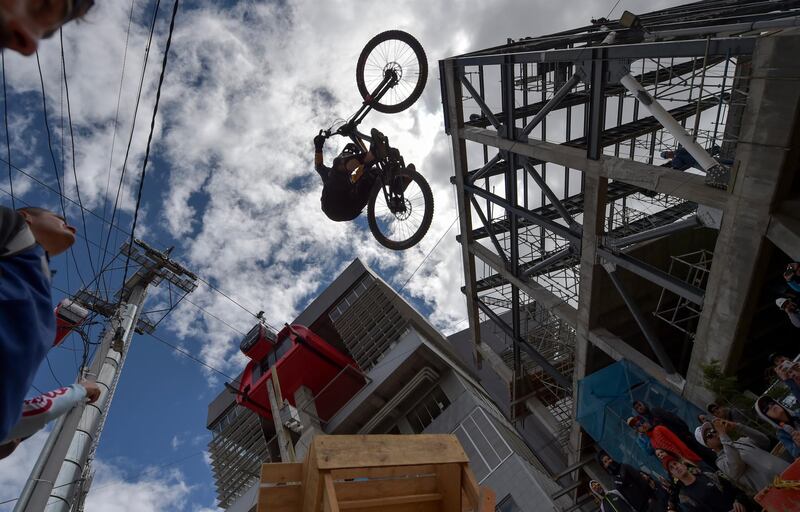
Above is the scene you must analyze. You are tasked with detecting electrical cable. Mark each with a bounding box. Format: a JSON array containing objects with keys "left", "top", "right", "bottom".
[
  {"left": 34, "top": 51, "right": 67, "bottom": 220},
  {"left": 117, "top": 0, "right": 180, "bottom": 309},
  {"left": 2, "top": 51, "right": 13, "bottom": 210},
  {"left": 145, "top": 330, "right": 237, "bottom": 381},
  {"left": 60, "top": 28, "right": 97, "bottom": 280},
  {"left": 398, "top": 215, "right": 459, "bottom": 294},
  {"left": 98, "top": 0, "right": 136, "bottom": 266}
]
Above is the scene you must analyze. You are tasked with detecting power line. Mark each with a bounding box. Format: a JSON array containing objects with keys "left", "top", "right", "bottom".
[
  {"left": 34, "top": 51, "right": 67, "bottom": 220},
  {"left": 118, "top": 0, "right": 180, "bottom": 308},
  {"left": 61, "top": 28, "right": 98, "bottom": 281},
  {"left": 98, "top": 0, "right": 137, "bottom": 268},
  {"left": 2, "top": 51, "right": 13, "bottom": 210},
  {"left": 185, "top": 297, "right": 246, "bottom": 336},
  {"left": 146, "top": 330, "right": 237, "bottom": 382},
  {"left": 97, "top": 0, "right": 163, "bottom": 300},
  {"left": 398, "top": 215, "right": 459, "bottom": 293}
]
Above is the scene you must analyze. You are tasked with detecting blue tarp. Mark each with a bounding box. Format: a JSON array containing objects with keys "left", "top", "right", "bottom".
[{"left": 576, "top": 359, "right": 704, "bottom": 476}]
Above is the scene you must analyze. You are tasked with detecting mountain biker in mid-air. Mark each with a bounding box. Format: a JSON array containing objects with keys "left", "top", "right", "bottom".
[{"left": 314, "top": 128, "right": 414, "bottom": 223}]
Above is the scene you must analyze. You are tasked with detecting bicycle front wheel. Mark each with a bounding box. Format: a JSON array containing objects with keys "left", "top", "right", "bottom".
[
  {"left": 367, "top": 167, "right": 434, "bottom": 250},
  {"left": 356, "top": 30, "right": 428, "bottom": 114}
]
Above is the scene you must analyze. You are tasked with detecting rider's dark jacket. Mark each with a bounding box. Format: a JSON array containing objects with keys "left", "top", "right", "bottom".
[{"left": 316, "top": 156, "right": 374, "bottom": 222}]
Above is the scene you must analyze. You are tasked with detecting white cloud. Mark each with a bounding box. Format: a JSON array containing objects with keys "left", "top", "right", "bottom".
[
  {"left": 6, "top": 0, "right": 688, "bottom": 381},
  {"left": 0, "top": 430, "right": 49, "bottom": 511},
  {"left": 84, "top": 461, "right": 191, "bottom": 512},
  {"left": 170, "top": 435, "right": 182, "bottom": 451}
]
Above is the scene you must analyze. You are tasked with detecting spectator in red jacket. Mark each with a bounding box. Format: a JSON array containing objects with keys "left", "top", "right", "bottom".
[{"left": 628, "top": 415, "right": 702, "bottom": 464}]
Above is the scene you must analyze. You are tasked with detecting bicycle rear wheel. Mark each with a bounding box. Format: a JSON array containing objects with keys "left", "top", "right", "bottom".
[
  {"left": 356, "top": 30, "right": 428, "bottom": 114},
  {"left": 367, "top": 167, "right": 434, "bottom": 250}
]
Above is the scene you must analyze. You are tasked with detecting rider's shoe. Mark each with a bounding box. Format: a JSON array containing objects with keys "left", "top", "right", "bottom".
[{"left": 370, "top": 128, "right": 389, "bottom": 161}]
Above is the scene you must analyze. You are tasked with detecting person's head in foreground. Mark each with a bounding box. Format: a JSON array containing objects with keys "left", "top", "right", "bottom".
[
  {"left": 0, "top": 0, "right": 94, "bottom": 56},
  {"left": 17, "top": 207, "right": 76, "bottom": 255}
]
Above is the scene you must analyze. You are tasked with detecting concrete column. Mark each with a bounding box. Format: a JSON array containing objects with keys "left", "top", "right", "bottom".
[
  {"left": 568, "top": 173, "right": 608, "bottom": 465},
  {"left": 293, "top": 385, "right": 321, "bottom": 432},
  {"left": 685, "top": 32, "right": 800, "bottom": 403}
]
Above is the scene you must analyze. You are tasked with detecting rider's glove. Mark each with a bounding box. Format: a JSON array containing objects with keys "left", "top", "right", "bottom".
[{"left": 314, "top": 134, "right": 326, "bottom": 152}]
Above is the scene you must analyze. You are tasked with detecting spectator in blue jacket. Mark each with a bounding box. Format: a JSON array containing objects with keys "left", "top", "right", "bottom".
[
  {"left": 0, "top": 205, "right": 76, "bottom": 442},
  {"left": 755, "top": 395, "right": 800, "bottom": 460},
  {"left": 661, "top": 145, "right": 732, "bottom": 172},
  {"left": 784, "top": 263, "right": 800, "bottom": 293}
]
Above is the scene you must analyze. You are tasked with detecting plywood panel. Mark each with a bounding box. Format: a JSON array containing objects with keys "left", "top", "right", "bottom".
[
  {"left": 313, "top": 435, "right": 469, "bottom": 470},
  {"left": 330, "top": 464, "right": 437, "bottom": 481},
  {"left": 258, "top": 484, "right": 302, "bottom": 512},
  {"left": 338, "top": 493, "right": 442, "bottom": 510},
  {"left": 334, "top": 475, "right": 438, "bottom": 501},
  {"left": 262, "top": 463, "right": 304, "bottom": 484},
  {"left": 436, "top": 463, "right": 462, "bottom": 512}
]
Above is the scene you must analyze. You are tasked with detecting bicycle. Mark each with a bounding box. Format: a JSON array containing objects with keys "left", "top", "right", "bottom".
[{"left": 319, "top": 30, "right": 433, "bottom": 251}]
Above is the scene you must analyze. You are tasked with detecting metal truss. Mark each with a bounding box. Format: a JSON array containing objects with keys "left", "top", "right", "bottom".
[
  {"left": 654, "top": 249, "right": 714, "bottom": 338},
  {"left": 443, "top": 0, "right": 800, "bottom": 428}
]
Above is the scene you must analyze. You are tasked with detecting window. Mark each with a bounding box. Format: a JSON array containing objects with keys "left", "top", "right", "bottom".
[
  {"left": 496, "top": 495, "right": 522, "bottom": 512},
  {"left": 406, "top": 385, "right": 451, "bottom": 433},
  {"left": 256, "top": 337, "right": 294, "bottom": 378},
  {"left": 452, "top": 408, "right": 513, "bottom": 482}
]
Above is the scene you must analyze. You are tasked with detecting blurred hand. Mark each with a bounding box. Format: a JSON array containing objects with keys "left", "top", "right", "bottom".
[
  {"left": 732, "top": 501, "right": 746, "bottom": 512},
  {"left": 712, "top": 417, "right": 728, "bottom": 435},
  {"left": 314, "top": 134, "right": 326, "bottom": 151},
  {"left": 776, "top": 365, "right": 789, "bottom": 381},
  {"left": 80, "top": 380, "right": 101, "bottom": 403}
]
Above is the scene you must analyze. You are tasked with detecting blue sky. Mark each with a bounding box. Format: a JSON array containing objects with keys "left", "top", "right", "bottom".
[{"left": 0, "top": 0, "right": 683, "bottom": 509}]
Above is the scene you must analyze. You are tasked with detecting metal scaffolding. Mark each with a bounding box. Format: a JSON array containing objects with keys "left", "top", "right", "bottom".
[{"left": 442, "top": 2, "right": 800, "bottom": 504}]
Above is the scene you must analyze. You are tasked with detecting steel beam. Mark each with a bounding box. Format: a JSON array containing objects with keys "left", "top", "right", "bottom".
[
  {"left": 460, "top": 72, "right": 501, "bottom": 131},
  {"left": 463, "top": 182, "right": 582, "bottom": 244},
  {"left": 523, "top": 162, "right": 576, "bottom": 227},
  {"left": 604, "top": 266, "right": 678, "bottom": 374},
  {"left": 469, "top": 242, "right": 578, "bottom": 327},
  {"left": 461, "top": 126, "right": 730, "bottom": 210},
  {"left": 598, "top": 248, "right": 705, "bottom": 305},
  {"left": 454, "top": 37, "right": 756, "bottom": 66},
  {"left": 608, "top": 215, "right": 700, "bottom": 248},
  {"left": 470, "top": 196, "right": 509, "bottom": 266},
  {"left": 521, "top": 73, "right": 581, "bottom": 138},
  {"left": 444, "top": 60, "right": 484, "bottom": 365},
  {"left": 521, "top": 248, "right": 573, "bottom": 279},
  {"left": 475, "top": 298, "right": 573, "bottom": 390}
]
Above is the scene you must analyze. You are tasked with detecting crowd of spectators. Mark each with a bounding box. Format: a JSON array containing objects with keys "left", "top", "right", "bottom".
[{"left": 589, "top": 358, "right": 800, "bottom": 512}]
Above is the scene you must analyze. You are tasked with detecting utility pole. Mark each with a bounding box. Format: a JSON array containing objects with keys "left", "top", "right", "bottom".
[{"left": 14, "top": 240, "right": 197, "bottom": 512}]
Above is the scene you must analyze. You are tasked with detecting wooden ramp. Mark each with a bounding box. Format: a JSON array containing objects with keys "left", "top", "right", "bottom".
[{"left": 257, "top": 434, "right": 495, "bottom": 512}]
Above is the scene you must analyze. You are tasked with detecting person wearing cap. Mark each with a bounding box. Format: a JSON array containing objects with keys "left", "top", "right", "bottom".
[
  {"left": 663, "top": 456, "right": 748, "bottom": 512},
  {"left": 0, "top": 0, "right": 94, "bottom": 56},
  {"left": 706, "top": 402, "right": 749, "bottom": 425},
  {"left": 633, "top": 400, "right": 717, "bottom": 467},
  {"left": 783, "top": 262, "right": 800, "bottom": 293},
  {"left": 694, "top": 417, "right": 787, "bottom": 495},
  {"left": 628, "top": 415, "right": 702, "bottom": 465},
  {"left": 595, "top": 450, "right": 654, "bottom": 509},
  {"left": 588, "top": 480, "right": 636, "bottom": 512},
  {"left": 755, "top": 394, "right": 800, "bottom": 459},
  {"left": 775, "top": 297, "right": 800, "bottom": 328}
]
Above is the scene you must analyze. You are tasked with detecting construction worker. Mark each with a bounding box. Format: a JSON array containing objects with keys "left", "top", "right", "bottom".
[
  {"left": 0, "top": 0, "right": 94, "bottom": 56},
  {"left": 0, "top": 206, "right": 77, "bottom": 441}
]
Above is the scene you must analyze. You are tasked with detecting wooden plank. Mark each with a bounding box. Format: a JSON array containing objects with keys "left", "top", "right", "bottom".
[
  {"left": 303, "top": 443, "right": 322, "bottom": 512},
  {"left": 436, "top": 463, "right": 462, "bottom": 512},
  {"left": 323, "top": 472, "right": 340, "bottom": 512},
  {"left": 479, "top": 486, "right": 496, "bottom": 512},
  {"left": 334, "top": 475, "right": 438, "bottom": 502},
  {"left": 259, "top": 485, "right": 302, "bottom": 512},
  {"left": 312, "top": 435, "right": 469, "bottom": 470},
  {"left": 338, "top": 493, "right": 442, "bottom": 510},
  {"left": 461, "top": 465, "right": 480, "bottom": 510},
  {"left": 330, "top": 464, "right": 437, "bottom": 481},
  {"left": 261, "top": 462, "right": 304, "bottom": 484}
]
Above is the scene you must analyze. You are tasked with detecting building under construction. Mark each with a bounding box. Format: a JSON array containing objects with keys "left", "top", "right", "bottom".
[
  {"left": 206, "top": 259, "right": 572, "bottom": 512},
  {"left": 440, "top": 0, "right": 800, "bottom": 508}
]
